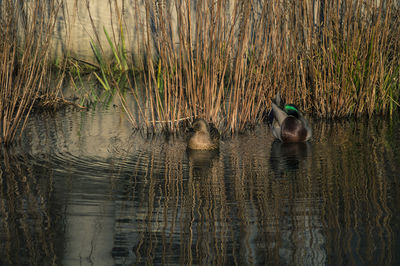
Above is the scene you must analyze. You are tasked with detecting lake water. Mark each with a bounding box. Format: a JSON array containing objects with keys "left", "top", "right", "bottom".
[{"left": 1, "top": 103, "right": 400, "bottom": 265}]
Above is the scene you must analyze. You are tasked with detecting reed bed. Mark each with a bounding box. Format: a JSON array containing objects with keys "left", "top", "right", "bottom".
[
  {"left": 0, "top": 1, "right": 62, "bottom": 144},
  {"left": 134, "top": 0, "right": 275, "bottom": 133},
  {"left": 106, "top": 0, "right": 400, "bottom": 134},
  {"left": 2, "top": 0, "right": 399, "bottom": 139}
]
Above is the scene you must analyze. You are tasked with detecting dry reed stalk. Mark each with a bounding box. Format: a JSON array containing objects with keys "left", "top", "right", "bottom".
[{"left": 0, "top": 1, "right": 61, "bottom": 144}]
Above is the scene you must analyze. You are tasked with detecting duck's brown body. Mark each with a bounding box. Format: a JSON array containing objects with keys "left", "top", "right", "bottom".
[{"left": 187, "top": 119, "right": 220, "bottom": 150}]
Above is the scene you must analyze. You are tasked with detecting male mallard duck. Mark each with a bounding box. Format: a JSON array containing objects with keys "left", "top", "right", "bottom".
[
  {"left": 268, "top": 93, "right": 312, "bottom": 142},
  {"left": 187, "top": 118, "right": 220, "bottom": 150}
]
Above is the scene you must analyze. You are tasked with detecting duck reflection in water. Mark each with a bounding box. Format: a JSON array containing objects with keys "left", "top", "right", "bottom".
[
  {"left": 187, "top": 148, "right": 220, "bottom": 179},
  {"left": 269, "top": 140, "right": 311, "bottom": 177},
  {"left": 186, "top": 143, "right": 225, "bottom": 265}
]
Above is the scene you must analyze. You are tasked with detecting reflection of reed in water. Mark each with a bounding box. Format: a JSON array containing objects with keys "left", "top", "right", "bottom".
[
  {"left": 0, "top": 151, "right": 60, "bottom": 265},
  {"left": 227, "top": 135, "right": 325, "bottom": 265},
  {"left": 113, "top": 120, "right": 400, "bottom": 265},
  {"left": 314, "top": 119, "right": 397, "bottom": 265},
  {"left": 117, "top": 133, "right": 324, "bottom": 265},
  {"left": 114, "top": 140, "right": 232, "bottom": 265}
]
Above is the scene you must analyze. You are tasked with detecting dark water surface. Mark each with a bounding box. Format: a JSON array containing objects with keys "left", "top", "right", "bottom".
[{"left": 1, "top": 106, "right": 400, "bottom": 265}]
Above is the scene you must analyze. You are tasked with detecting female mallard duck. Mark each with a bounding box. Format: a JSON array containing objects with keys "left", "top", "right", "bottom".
[
  {"left": 187, "top": 118, "right": 220, "bottom": 150},
  {"left": 268, "top": 94, "right": 312, "bottom": 142}
]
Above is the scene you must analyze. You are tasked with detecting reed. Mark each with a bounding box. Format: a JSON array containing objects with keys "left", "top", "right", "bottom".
[
  {"left": 1, "top": 1, "right": 399, "bottom": 139},
  {"left": 136, "top": 0, "right": 274, "bottom": 133},
  {"left": 0, "top": 1, "right": 62, "bottom": 144},
  {"left": 113, "top": 0, "right": 399, "bottom": 134},
  {"left": 308, "top": 0, "right": 400, "bottom": 117}
]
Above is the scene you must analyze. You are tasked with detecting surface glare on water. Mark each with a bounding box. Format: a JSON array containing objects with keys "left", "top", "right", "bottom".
[{"left": 0, "top": 106, "right": 400, "bottom": 265}]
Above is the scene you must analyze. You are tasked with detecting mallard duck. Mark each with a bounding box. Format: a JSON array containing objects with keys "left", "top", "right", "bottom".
[
  {"left": 268, "top": 93, "right": 312, "bottom": 142},
  {"left": 187, "top": 118, "right": 220, "bottom": 150}
]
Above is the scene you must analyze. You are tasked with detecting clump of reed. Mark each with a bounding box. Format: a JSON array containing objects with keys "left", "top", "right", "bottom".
[
  {"left": 308, "top": 0, "right": 400, "bottom": 117},
  {"left": 92, "top": 0, "right": 400, "bottom": 134},
  {"left": 0, "top": 1, "right": 62, "bottom": 144},
  {"left": 134, "top": 0, "right": 275, "bottom": 133}
]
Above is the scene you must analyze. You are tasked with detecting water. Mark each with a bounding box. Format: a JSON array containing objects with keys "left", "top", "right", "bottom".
[{"left": 1, "top": 105, "right": 400, "bottom": 265}]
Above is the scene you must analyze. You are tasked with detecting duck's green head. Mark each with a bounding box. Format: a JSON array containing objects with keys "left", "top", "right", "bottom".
[{"left": 284, "top": 104, "right": 300, "bottom": 118}]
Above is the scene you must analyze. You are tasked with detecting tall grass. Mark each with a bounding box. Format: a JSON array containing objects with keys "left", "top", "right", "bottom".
[
  {"left": 102, "top": 0, "right": 398, "bottom": 134},
  {"left": 0, "top": 1, "right": 61, "bottom": 144},
  {"left": 138, "top": 0, "right": 274, "bottom": 133},
  {"left": 308, "top": 0, "right": 400, "bottom": 117}
]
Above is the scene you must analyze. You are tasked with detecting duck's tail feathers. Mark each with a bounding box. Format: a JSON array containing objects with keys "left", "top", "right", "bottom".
[
  {"left": 271, "top": 102, "right": 288, "bottom": 125},
  {"left": 272, "top": 92, "right": 282, "bottom": 107},
  {"left": 267, "top": 92, "right": 283, "bottom": 125}
]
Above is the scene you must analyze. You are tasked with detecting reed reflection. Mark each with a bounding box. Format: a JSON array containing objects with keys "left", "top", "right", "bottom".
[
  {"left": 0, "top": 150, "right": 60, "bottom": 266},
  {"left": 228, "top": 134, "right": 325, "bottom": 265},
  {"left": 113, "top": 119, "right": 400, "bottom": 265},
  {"left": 3, "top": 114, "right": 399, "bottom": 265},
  {"left": 313, "top": 119, "right": 397, "bottom": 265},
  {"left": 114, "top": 138, "right": 233, "bottom": 265}
]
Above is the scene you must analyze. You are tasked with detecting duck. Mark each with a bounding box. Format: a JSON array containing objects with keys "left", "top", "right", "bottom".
[
  {"left": 267, "top": 93, "right": 312, "bottom": 142},
  {"left": 187, "top": 118, "right": 220, "bottom": 150}
]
